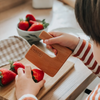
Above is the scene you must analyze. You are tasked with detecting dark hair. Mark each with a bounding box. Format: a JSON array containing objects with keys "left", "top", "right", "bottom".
[{"left": 75, "top": 0, "right": 100, "bottom": 44}]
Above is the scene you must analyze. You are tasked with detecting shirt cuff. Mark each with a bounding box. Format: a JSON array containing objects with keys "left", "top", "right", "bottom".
[
  {"left": 18, "top": 94, "right": 38, "bottom": 100},
  {"left": 72, "top": 38, "right": 83, "bottom": 56}
]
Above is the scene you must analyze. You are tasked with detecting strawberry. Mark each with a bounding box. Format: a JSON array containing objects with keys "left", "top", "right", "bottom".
[
  {"left": 26, "top": 14, "right": 36, "bottom": 21},
  {"left": 0, "top": 68, "right": 16, "bottom": 86},
  {"left": 28, "top": 19, "right": 49, "bottom": 31},
  {"left": 28, "top": 22, "right": 44, "bottom": 31},
  {"left": 18, "top": 20, "right": 29, "bottom": 31},
  {"left": 29, "top": 20, "right": 37, "bottom": 26},
  {"left": 9, "top": 61, "right": 25, "bottom": 74},
  {"left": 31, "top": 69, "right": 44, "bottom": 83}
]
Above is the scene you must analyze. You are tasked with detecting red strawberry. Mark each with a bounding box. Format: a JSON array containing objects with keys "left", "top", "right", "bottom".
[
  {"left": 9, "top": 61, "right": 25, "bottom": 74},
  {"left": 29, "top": 20, "right": 37, "bottom": 26},
  {"left": 28, "top": 22, "right": 44, "bottom": 31},
  {"left": 26, "top": 14, "right": 36, "bottom": 21},
  {"left": 28, "top": 19, "right": 49, "bottom": 31},
  {"left": 31, "top": 69, "right": 44, "bottom": 83},
  {"left": 18, "top": 20, "right": 29, "bottom": 31},
  {"left": 0, "top": 68, "right": 16, "bottom": 86}
]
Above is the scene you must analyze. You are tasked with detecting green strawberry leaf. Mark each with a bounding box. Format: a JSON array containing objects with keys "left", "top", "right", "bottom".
[
  {"left": 39, "top": 19, "right": 49, "bottom": 29},
  {"left": 43, "top": 23, "right": 49, "bottom": 28},
  {"left": 25, "top": 17, "right": 29, "bottom": 22},
  {"left": 9, "top": 60, "right": 15, "bottom": 71},
  {"left": 19, "top": 18, "right": 24, "bottom": 22}
]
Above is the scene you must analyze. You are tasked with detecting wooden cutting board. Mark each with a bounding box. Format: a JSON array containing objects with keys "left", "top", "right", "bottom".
[{"left": 0, "top": 58, "right": 74, "bottom": 100}]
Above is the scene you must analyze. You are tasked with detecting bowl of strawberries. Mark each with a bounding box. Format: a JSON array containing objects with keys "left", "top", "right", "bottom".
[{"left": 17, "top": 14, "right": 49, "bottom": 45}]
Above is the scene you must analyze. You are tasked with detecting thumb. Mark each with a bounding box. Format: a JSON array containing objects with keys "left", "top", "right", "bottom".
[
  {"left": 38, "top": 79, "right": 46, "bottom": 88},
  {"left": 44, "top": 36, "right": 61, "bottom": 45}
]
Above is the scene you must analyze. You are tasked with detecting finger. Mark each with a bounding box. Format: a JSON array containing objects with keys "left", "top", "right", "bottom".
[
  {"left": 43, "top": 40, "right": 45, "bottom": 43},
  {"left": 48, "top": 32, "right": 62, "bottom": 37},
  {"left": 15, "top": 75, "right": 18, "bottom": 86},
  {"left": 38, "top": 79, "right": 46, "bottom": 88},
  {"left": 46, "top": 44, "right": 57, "bottom": 55},
  {"left": 46, "top": 45, "right": 52, "bottom": 49},
  {"left": 17, "top": 68, "right": 24, "bottom": 77},
  {"left": 44, "top": 36, "right": 61, "bottom": 45},
  {"left": 25, "top": 66, "right": 32, "bottom": 78},
  {"left": 52, "top": 49, "right": 58, "bottom": 55},
  {"left": 15, "top": 75, "right": 18, "bottom": 81}
]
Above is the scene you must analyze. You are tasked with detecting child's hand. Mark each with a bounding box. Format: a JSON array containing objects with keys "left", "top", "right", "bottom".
[
  {"left": 15, "top": 66, "right": 45, "bottom": 100},
  {"left": 43, "top": 32, "right": 79, "bottom": 55}
]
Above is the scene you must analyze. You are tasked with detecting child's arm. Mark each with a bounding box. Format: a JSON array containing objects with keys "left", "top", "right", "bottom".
[
  {"left": 44, "top": 32, "right": 100, "bottom": 77},
  {"left": 72, "top": 38, "right": 100, "bottom": 77},
  {"left": 15, "top": 66, "right": 45, "bottom": 100}
]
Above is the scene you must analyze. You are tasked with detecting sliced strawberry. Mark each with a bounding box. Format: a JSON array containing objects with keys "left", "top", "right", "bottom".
[
  {"left": 29, "top": 19, "right": 49, "bottom": 29},
  {"left": 29, "top": 20, "right": 37, "bottom": 26},
  {"left": 31, "top": 69, "right": 44, "bottom": 83},
  {"left": 28, "top": 22, "right": 44, "bottom": 31}
]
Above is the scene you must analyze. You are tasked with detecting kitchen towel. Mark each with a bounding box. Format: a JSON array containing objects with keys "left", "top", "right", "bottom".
[{"left": 0, "top": 36, "right": 31, "bottom": 67}]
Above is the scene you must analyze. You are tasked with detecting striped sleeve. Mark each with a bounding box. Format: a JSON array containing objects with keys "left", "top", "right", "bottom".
[
  {"left": 72, "top": 38, "right": 100, "bottom": 77},
  {"left": 85, "top": 83, "right": 100, "bottom": 100}
]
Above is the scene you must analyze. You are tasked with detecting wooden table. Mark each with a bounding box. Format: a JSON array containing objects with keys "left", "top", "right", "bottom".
[{"left": 0, "top": 0, "right": 96, "bottom": 100}]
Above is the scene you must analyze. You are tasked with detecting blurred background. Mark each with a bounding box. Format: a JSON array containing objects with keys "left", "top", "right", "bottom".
[{"left": 0, "top": 0, "right": 75, "bottom": 12}]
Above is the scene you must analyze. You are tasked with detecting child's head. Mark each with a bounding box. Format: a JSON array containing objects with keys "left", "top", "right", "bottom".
[{"left": 75, "top": 0, "right": 100, "bottom": 64}]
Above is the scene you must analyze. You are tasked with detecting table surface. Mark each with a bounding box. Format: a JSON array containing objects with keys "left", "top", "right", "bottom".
[{"left": 0, "top": 0, "right": 96, "bottom": 100}]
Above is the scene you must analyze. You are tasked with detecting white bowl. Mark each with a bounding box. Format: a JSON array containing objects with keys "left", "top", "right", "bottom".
[{"left": 17, "top": 25, "right": 48, "bottom": 44}]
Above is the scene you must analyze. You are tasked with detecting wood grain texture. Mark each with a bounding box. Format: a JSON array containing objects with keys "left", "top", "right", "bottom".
[
  {"left": 0, "top": 58, "right": 74, "bottom": 100},
  {"left": 0, "top": 0, "right": 26, "bottom": 12},
  {"left": 25, "top": 31, "right": 72, "bottom": 77},
  {"left": 60, "top": 0, "right": 76, "bottom": 8}
]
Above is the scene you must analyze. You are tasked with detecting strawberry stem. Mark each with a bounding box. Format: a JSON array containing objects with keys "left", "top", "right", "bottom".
[
  {"left": 40, "top": 19, "right": 49, "bottom": 29},
  {"left": 19, "top": 18, "right": 24, "bottom": 22},
  {"left": 9, "top": 60, "right": 14, "bottom": 66},
  {"left": 25, "top": 17, "right": 29, "bottom": 21},
  {"left": 9, "top": 60, "right": 15, "bottom": 71}
]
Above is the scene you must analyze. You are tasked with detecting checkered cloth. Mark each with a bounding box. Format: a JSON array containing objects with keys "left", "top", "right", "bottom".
[{"left": 0, "top": 36, "right": 31, "bottom": 67}]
